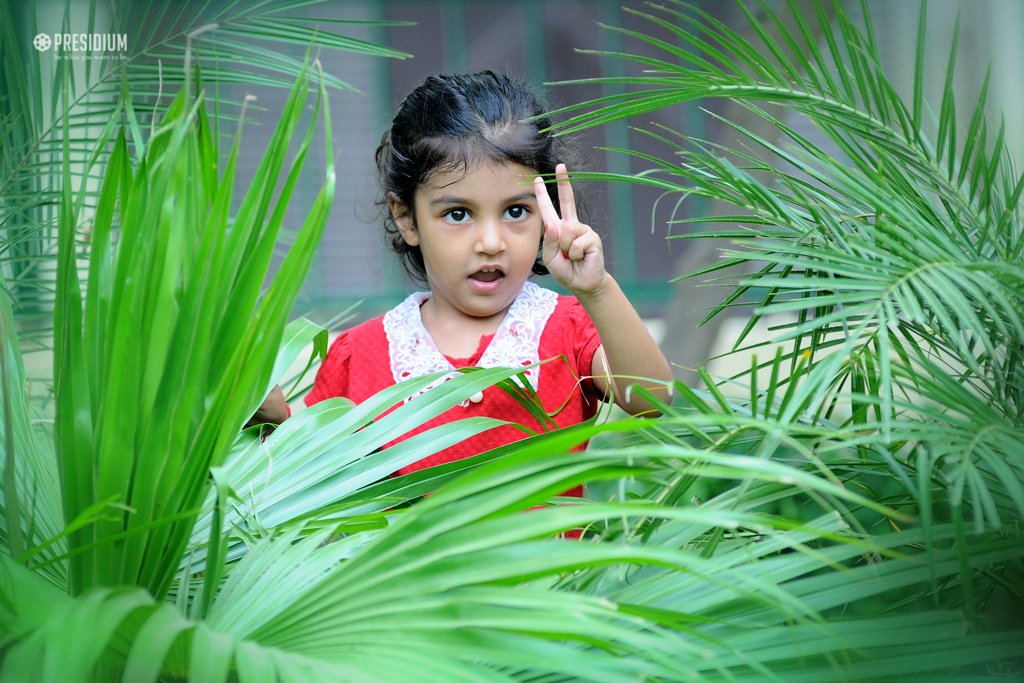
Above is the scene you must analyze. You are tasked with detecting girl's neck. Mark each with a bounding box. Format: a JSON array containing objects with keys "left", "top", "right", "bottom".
[{"left": 419, "top": 297, "right": 509, "bottom": 358}]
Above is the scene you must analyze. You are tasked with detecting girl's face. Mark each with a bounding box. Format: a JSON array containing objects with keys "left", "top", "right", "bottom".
[{"left": 393, "top": 159, "right": 543, "bottom": 324}]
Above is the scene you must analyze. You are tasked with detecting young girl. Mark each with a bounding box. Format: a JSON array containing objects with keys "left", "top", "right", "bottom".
[{"left": 257, "top": 71, "right": 671, "bottom": 481}]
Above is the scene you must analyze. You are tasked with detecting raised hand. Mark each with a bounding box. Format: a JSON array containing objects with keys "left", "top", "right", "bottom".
[{"left": 533, "top": 163, "right": 608, "bottom": 295}]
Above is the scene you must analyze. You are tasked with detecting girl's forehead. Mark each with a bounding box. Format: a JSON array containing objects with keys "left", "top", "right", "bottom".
[{"left": 420, "top": 160, "right": 539, "bottom": 194}]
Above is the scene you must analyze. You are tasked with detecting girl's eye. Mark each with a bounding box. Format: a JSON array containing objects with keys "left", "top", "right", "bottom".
[
  {"left": 504, "top": 205, "right": 528, "bottom": 221},
  {"left": 443, "top": 208, "right": 470, "bottom": 224}
]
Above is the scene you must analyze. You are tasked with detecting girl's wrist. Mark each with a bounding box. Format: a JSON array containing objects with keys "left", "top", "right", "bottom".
[{"left": 571, "top": 272, "right": 614, "bottom": 303}]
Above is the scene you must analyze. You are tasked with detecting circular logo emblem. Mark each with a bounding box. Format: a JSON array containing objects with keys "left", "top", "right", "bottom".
[{"left": 33, "top": 33, "right": 52, "bottom": 51}]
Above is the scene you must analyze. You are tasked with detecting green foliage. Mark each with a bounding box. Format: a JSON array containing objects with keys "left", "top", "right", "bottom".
[
  {"left": 542, "top": 0, "right": 1024, "bottom": 672},
  {"left": 0, "top": 0, "right": 411, "bottom": 351},
  {"left": 52, "top": 60, "right": 337, "bottom": 600},
  {"left": 1, "top": 0, "right": 1023, "bottom": 680}
]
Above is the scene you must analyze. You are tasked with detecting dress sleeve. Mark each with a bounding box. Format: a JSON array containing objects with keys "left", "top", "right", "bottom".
[
  {"left": 566, "top": 298, "right": 602, "bottom": 381},
  {"left": 304, "top": 330, "right": 352, "bottom": 406}
]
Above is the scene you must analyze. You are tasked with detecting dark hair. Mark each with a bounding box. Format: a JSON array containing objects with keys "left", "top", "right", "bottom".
[{"left": 375, "top": 71, "right": 567, "bottom": 283}]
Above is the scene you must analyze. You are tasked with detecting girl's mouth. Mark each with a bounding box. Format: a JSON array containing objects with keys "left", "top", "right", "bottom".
[
  {"left": 468, "top": 267, "right": 505, "bottom": 291},
  {"left": 470, "top": 268, "right": 504, "bottom": 282}
]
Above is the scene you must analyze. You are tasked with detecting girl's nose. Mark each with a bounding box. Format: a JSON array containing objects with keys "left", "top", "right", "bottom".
[{"left": 475, "top": 219, "right": 505, "bottom": 254}]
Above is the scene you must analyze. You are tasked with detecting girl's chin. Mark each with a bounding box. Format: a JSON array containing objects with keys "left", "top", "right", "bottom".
[
  {"left": 461, "top": 301, "right": 513, "bottom": 319},
  {"left": 458, "top": 290, "right": 518, "bottom": 319}
]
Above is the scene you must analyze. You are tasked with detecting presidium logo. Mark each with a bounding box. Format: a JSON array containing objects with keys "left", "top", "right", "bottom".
[{"left": 33, "top": 32, "right": 128, "bottom": 59}]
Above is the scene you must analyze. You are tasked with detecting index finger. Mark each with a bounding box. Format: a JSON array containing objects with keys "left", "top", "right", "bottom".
[{"left": 533, "top": 176, "right": 561, "bottom": 229}]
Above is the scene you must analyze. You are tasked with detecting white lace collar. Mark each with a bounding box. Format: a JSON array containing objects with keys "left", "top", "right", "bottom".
[{"left": 383, "top": 280, "right": 558, "bottom": 406}]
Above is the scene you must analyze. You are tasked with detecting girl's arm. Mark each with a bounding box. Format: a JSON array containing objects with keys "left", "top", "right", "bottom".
[
  {"left": 534, "top": 164, "right": 673, "bottom": 415},
  {"left": 244, "top": 384, "right": 290, "bottom": 428},
  {"left": 575, "top": 275, "right": 672, "bottom": 414}
]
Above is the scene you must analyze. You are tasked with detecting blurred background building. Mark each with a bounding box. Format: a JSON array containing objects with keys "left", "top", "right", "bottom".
[
  {"left": 237, "top": 1, "right": 696, "bottom": 320},
  {"left": 217, "top": 0, "right": 1022, "bottom": 382},
  {"left": 7, "top": 0, "right": 1022, "bottom": 411}
]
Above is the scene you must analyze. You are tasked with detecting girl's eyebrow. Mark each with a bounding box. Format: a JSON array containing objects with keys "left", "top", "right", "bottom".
[
  {"left": 429, "top": 195, "right": 469, "bottom": 206},
  {"left": 429, "top": 192, "right": 536, "bottom": 206}
]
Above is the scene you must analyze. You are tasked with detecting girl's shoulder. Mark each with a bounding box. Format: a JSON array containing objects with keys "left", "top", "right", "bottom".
[
  {"left": 331, "top": 290, "right": 432, "bottom": 358},
  {"left": 308, "top": 314, "right": 388, "bottom": 398},
  {"left": 307, "top": 313, "right": 391, "bottom": 406},
  {"left": 323, "top": 313, "right": 388, "bottom": 360}
]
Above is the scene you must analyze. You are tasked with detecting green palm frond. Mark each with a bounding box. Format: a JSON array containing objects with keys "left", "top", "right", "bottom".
[
  {"left": 545, "top": 1, "right": 1023, "bottom": 536},
  {"left": 41, "top": 55, "right": 335, "bottom": 599},
  {"left": 5, "top": 429, "right": 1023, "bottom": 680},
  {"left": 4, "top": 2, "right": 1024, "bottom": 680},
  {"left": 0, "top": 266, "right": 65, "bottom": 586},
  {"left": 1, "top": 0, "right": 411, "bottom": 351}
]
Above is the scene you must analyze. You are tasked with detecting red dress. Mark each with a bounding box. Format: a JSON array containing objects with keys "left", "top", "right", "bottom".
[{"left": 305, "top": 283, "right": 603, "bottom": 482}]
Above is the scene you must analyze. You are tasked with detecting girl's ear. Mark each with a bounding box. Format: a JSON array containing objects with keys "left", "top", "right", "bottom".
[{"left": 389, "top": 196, "right": 419, "bottom": 246}]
